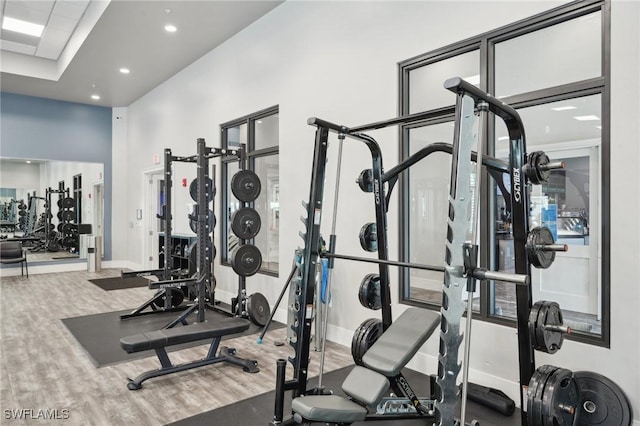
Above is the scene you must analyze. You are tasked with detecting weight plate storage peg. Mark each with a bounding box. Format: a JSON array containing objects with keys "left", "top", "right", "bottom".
[
  {"left": 246, "top": 292, "right": 270, "bottom": 326},
  {"left": 359, "top": 222, "right": 377, "bottom": 252},
  {"left": 358, "top": 273, "right": 382, "bottom": 310},
  {"left": 231, "top": 170, "right": 261, "bottom": 203},
  {"left": 351, "top": 318, "right": 383, "bottom": 366},
  {"left": 573, "top": 371, "right": 632, "bottom": 426},
  {"left": 231, "top": 244, "right": 262, "bottom": 277},
  {"left": 528, "top": 300, "right": 570, "bottom": 354},
  {"left": 231, "top": 207, "right": 261, "bottom": 240},
  {"left": 189, "top": 177, "right": 215, "bottom": 203},
  {"left": 356, "top": 169, "right": 374, "bottom": 192}
]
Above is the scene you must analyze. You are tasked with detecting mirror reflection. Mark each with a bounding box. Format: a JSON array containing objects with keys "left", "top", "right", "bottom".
[{"left": 0, "top": 157, "right": 104, "bottom": 264}]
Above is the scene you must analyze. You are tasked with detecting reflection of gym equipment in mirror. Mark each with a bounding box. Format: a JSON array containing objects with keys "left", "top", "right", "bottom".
[{"left": 0, "top": 157, "right": 104, "bottom": 265}]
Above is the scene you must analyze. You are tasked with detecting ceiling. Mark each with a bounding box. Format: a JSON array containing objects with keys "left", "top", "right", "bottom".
[{"left": 0, "top": 0, "right": 282, "bottom": 107}]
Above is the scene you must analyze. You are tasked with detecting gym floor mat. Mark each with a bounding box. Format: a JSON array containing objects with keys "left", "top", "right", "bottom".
[
  {"left": 169, "top": 366, "right": 521, "bottom": 426},
  {"left": 88, "top": 276, "right": 151, "bottom": 291},
  {"left": 62, "top": 308, "right": 283, "bottom": 368}
]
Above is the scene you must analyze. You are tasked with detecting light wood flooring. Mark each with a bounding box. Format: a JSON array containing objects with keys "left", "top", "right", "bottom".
[{"left": 0, "top": 269, "right": 353, "bottom": 425}]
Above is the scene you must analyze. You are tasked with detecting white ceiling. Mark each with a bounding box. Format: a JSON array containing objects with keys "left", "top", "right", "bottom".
[{"left": 0, "top": 0, "right": 282, "bottom": 107}]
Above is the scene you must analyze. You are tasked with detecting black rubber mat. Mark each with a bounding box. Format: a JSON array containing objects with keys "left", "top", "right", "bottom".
[
  {"left": 88, "top": 276, "right": 150, "bottom": 291},
  {"left": 170, "top": 366, "right": 522, "bottom": 426},
  {"left": 61, "top": 307, "right": 283, "bottom": 368}
]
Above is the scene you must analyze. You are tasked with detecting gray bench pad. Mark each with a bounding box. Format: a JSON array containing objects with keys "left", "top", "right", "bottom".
[
  {"left": 120, "top": 318, "right": 250, "bottom": 353},
  {"left": 342, "top": 366, "right": 389, "bottom": 407},
  {"left": 291, "top": 395, "right": 367, "bottom": 423},
  {"left": 363, "top": 308, "right": 440, "bottom": 377}
]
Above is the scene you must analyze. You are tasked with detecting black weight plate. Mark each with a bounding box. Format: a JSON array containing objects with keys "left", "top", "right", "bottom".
[
  {"left": 231, "top": 207, "right": 261, "bottom": 239},
  {"left": 61, "top": 197, "right": 75, "bottom": 209},
  {"left": 359, "top": 222, "right": 377, "bottom": 252},
  {"left": 231, "top": 244, "right": 262, "bottom": 277},
  {"left": 47, "top": 240, "right": 60, "bottom": 252},
  {"left": 529, "top": 301, "right": 545, "bottom": 350},
  {"left": 535, "top": 302, "right": 550, "bottom": 354},
  {"left": 18, "top": 204, "right": 26, "bottom": 210},
  {"left": 355, "top": 319, "right": 383, "bottom": 366},
  {"left": 527, "top": 366, "right": 546, "bottom": 424},
  {"left": 247, "top": 292, "right": 270, "bottom": 326},
  {"left": 57, "top": 199, "right": 63, "bottom": 208},
  {"left": 57, "top": 223, "right": 65, "bottom": 232},
  {"left": 47, "top": 224, "right": 55, "bottom": 232},
  {"left": 61, "top": 211, "right": 75, "bottom": 221},
  {"left": 188, "top": 206, "right": 216, "bottom": 234},
  {"left": 231, "top": 170, "right": 261, "bottom": 203},
  {"left": 186, "top": 240, "right": 216, "bottom": 274},
  {"left": 358, "top": 273, "right": 382, "bottom": 310},
  {"left": 530, "top": 365, "right": 558, "bottom": 426},
  {"left": 189, "top": 177, "right": 215, "bottom": 203},
  {"left": 57, "top": 211, "right": 64, "bottom": 221},
  {"left": 540, "top": 301, "right": 564, "bottom": 354},
  {"left": 153, "top": 288, "right": 185, "bottom": 309},
  {"left": 351, "top": 319, "right": 374, "bottom": 366},
  {"left": 357, "top": 169, "right": 374, "bottom": 192},
  {"left": 542, "top": 368, "right": 579, "bottom": 426},
  {"left": 18, "top": 210, "right": 27, "bottom": 217},
  {"left": 574, "top": 371, "right": 632, "bottom": 426},
  {"left": 527, "top": 226, "right": 556, "bottom": 269}
]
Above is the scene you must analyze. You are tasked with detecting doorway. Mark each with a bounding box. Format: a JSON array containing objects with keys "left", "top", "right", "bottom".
[{"left": 143, "top": 168, "right": 164, "bottom": 269}]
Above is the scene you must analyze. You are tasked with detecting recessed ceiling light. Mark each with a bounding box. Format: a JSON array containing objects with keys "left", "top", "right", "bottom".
[
  {"left": 165, "top": 8, "right": 172, "bottom": 14},
  {"left": 119, "top": 68, "right": 130, "bottom": 74},
  {"left": 497, "top": 136, "right": 509, "bottom": 141},
  {"left": 257, "top": 120, "right": 262, "bottom": 124},
  {"left": 91, "top": 94, "right": 101, "bottom": 100},
  {"left": 573, "top": 115, "right": 600, "bottom": 121},
  {"left": 164, "top": 24, "right": 177, "bottom": 33},
  {"left": 595, "top": 125, "right": 602, "bottom": 129},
  {"left": 2, "top": 16, "right": 44, "bottom": 37},
  {"left": 551, "top": 106, "right": 576, "bottom": 111},
  {"left": 26, "top": 160, "right": 31, "bottom": 164}
]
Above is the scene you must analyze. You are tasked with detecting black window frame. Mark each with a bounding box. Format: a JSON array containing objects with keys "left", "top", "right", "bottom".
[
  {"left": 220, "top": 105, "right": 279, "bottom": 277},
  {"left": 398, "top": 0, "right": 610, "bottom": 347}
]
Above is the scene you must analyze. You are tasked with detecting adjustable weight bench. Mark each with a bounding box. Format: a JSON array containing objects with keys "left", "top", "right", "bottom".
[
  {"left": 291, "top": 308, "right": 441, "bottom": 424},
  {"left": 120, "top": 317, "right": 259, "bottom": 390}
]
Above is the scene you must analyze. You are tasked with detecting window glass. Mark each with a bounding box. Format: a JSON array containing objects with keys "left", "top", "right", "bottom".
[
  {"left": 406, "top": 123, "right": 453, "bottom": 305},
  {"left": 492, "top": 95, "right": 601, "bottom": 337},
  {"left": 253, "top": 155, "right": 279, "bottom": 273},
  {"left": 227, "top": 124, "right": 247, "bottom": 148},
  {"left": 254, "top": 113, "right": 279, "bottom": 151},
  {"left": 494, "top": 12, "right": 601, "bottom": 97},
  {"left": 409, "top": 50, "right": 479, "bottom": 113}
]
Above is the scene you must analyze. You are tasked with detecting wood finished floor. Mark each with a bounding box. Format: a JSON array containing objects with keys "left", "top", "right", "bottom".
[{"left": 0, "top": 269, "right": 353, "bottom": 425}]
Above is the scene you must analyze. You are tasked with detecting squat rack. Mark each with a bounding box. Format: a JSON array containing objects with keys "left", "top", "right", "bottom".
[{"left": 272, "top": 78, "right": 560, "bottom": 426}]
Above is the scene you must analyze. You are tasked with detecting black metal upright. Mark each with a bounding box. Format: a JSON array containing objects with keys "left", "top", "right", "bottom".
[
  {"left": 196, "top": 138, "right": 208, "bottom": 323},
  {"left": 163, "top": 148, "right": 174, "bottom": 283}
]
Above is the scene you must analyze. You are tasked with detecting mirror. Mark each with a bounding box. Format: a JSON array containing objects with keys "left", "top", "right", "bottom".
[{"left": 0, "top": 157, "right": 104, "bottom": 265}]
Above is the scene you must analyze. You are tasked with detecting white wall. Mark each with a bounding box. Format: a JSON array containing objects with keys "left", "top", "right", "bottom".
[
  {"left": 0, "top": 161, "right": 40, "bottom": 194},
  {"left": 119, "top": 1, "right": 640, "bottom": 419}
]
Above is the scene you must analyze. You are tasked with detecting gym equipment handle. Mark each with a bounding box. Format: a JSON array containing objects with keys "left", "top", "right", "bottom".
[
  {"left": 539, "top": 161, "right": 565, "bottom": 171},
  {"left": 535, "top": 243, "right": 568, "bottom": 252},
  {"left": 472, "top": 269, "right": 529, "bottom": 286}
]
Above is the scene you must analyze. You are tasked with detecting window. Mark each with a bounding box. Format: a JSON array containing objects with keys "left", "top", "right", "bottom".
[
  {"left": 221, "top": 106, "right": 279, "bottom": 276},
  {"left": 399, "top": 1, "right": 609, "bottom": 346}
]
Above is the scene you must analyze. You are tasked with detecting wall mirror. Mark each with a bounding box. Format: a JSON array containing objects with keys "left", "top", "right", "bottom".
[{"left": 0, "top": 157, "right": 105, "bottom": 266}]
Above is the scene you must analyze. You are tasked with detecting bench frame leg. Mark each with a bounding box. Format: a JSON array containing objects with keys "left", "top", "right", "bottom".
[{"left": 126, "top": 337, "right": 259, "bottom": 390}]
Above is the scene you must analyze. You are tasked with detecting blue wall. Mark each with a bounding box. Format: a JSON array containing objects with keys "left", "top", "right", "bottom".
[{"left": 0, "top": 92, "right": 113, "bottom": 260}]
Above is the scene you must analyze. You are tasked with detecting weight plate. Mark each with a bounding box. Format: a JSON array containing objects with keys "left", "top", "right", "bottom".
[
  {"left": 189, "top": 177, "right": 215, "bottom": 203},
  {"left": 18, "top": 204, "right": 26, "bottom": 210},
  {"left": 186, "top": 240, "right": 216, "bottom": 275},
  {"left": 357, "top": 169, "right": 374, "bottom": 192},
  {"left": 57, "top": 211, "right": 64, "bottom": 221},
  {"left": 231, "top": 207, "right": 261, "bottom": 240},
  {"left": 358, "top": 273, "right": 382, "bottom": 310},
  {"left": 57, "top": 223, "right": 65, "bottom": 232},
  {"left": 47, "top": 224, "right": 55, "bottom": 232},
  {"left": 540, "top": 301, "right": 564, "bottom": 354},
  {"left": 231, "top": 170, "right": 261, "bottom": 203},
  {"left": 61, "top": 211, "right": 75, "bottom": 222},
  {"left": 529, "top": 301, "right": 544, "bottom": 350},
  {"left": 61, "top": 197, "right": 75, "bottom": 209},
  {"left": 542, "top": 368, "right": 579, "bottom": 426},
  {"left": 527, "top": 226, "right": 556, "bottom": 269},
  {"left": 153, "top": 288, "right": 185, "bottom": 309},
  {"left": 359, "top": 222, "right": 377, "bottom": 252},
  {"left": 351, "top": 318, "right": 383, "bottom": 366},
  {"left": 527, "top": 366, "right": 546, "bottom": 425},
  {"left": 231, "top": 244, "right": 262, "bottom": 277},
  {"left": 18, "top": 210, "right": 27, "bottom": 217},
  {"left": 46, "top": 240, "right": 60, "bottom": 252},
  {"left": 188, "top": 206, "right": 216, "bottom": 234},
  {"left": 529, "top": 365, "right": 558, "bottom": 426},
  {"left": 57, "top": 199, "right": 63, "bottom": 208},
  {"left": 246, "top": 292, "right": 270, "bottom": 326},
  {"left": 574, "top": 371, "right": 632, "bottom": 426}
]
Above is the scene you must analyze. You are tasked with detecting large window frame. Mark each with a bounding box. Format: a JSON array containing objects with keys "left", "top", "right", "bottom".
[
  {"left": 220, "top": 105, "right": 279, "bottom": 277},
  {"left": 398, "top": 0, "right": 610, "bottom": 346}
]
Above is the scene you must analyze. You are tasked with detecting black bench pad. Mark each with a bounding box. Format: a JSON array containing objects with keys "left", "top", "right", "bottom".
[{"left": 120, "top": 317, "right": 250, "bottom": 353}]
